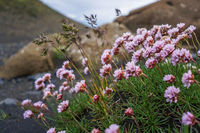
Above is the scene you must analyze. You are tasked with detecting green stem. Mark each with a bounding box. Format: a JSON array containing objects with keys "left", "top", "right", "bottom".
[{"left": 68, "top": 110, "right": 90, "bottom": 133}]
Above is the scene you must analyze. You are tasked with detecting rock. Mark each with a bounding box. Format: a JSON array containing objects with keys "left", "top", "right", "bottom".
[
  {"left": 0, "top": 98, "right": 19, "bottom": 105},
  {"left": 0, "top": 42, "right": 54, "bottom": 79},
  {"left": 114, "top": 0, "right": 200, "bottom": 33},
  {"left": 0, "top": 78, "right": 4, "bottom": 85}
]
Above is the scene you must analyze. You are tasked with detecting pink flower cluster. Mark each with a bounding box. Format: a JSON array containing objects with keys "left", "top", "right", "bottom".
[
  {"left": 57, "top": 100, "right": 69, "bottom": 113},
  {"left": 125, "top": 108, "right": 133, "bottom": 116},
  {"left": 23, "top": 110, "right": 33, "bottom": 119},
  {"left": 100, "top": 64, "right": 112, "bottom": 77},
  {"left": 163, "top": 74, "right": 176, "bottom": 84},
  {"left": 164, "top": 85, "right": 180, "bottom": 103},
  {"left": 125, "top": 61, "right": 142, "bottom": 78},
  {"left": 74, "top": 80, "right": 87, "bottom": 93},
  {"left": 105, "top": 124, "right": 120, "bottom": 133},
  {"left": 182, "top": 70, "right": 195, "bottom": 88},
  {"left": 113, "top": 69, "right": 125, "bottom": 80},
  {"left": 182, "top": 112, "right": 196, "bottom": 126},
  {"left": 101, "top": 49, "right": 112, "bottom": 65}
]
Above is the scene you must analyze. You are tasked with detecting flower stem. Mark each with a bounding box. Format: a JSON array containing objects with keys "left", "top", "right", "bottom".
[{"left": 68, "top": 110, "right": 90, "bottom": 133}]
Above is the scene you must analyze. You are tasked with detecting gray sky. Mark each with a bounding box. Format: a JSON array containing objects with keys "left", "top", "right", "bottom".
[{"left": 40, "top": 0, "right": 158, "bottom": 26}]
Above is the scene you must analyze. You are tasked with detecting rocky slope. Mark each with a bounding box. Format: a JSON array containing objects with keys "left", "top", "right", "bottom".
[
  {"left": 0, "top": 0, "right": 88, "bottom": 44},
  {"left": 114, "top": 0, "right": 200, "bottom": 32}
]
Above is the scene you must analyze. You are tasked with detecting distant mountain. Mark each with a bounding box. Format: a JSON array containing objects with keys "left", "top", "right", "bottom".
[
  {"left": 0, "top": 0, "right": 88, "bottom": 43},
  {"left": 114, "top": 0, "right": 200, "bottom": 32}
]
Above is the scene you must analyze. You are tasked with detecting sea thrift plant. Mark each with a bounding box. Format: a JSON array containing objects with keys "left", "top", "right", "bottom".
[{"left": 21, "top": 21, "right": 200, "bottom": 132}]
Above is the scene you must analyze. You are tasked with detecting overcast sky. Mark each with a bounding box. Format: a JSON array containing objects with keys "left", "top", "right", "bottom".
[{"left": 40, "top": 0, "right": 158, "bottom": 26}]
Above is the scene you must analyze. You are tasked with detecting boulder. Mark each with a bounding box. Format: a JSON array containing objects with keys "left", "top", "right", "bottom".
[
  {"left": 0, "top": 42, "right": 54, "bottom": 79},
  {"left": 0, "top": 22, "right": 131, "bottom": 79},
  {"left": 114, "top": 0, "right": 200, "bottom": 32}
]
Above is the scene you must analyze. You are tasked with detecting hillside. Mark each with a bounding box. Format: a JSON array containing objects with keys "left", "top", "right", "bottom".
[
  {"left": 114, "top": 0, "right": 200, "bottom": 32},
  {"left": 0, "top": 0, "right": 88, "bottom": 44}
]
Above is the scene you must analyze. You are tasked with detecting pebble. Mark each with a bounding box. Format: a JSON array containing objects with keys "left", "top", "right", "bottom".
[{"left": 0, "top": 98, "right": 19, "bottom": 105}]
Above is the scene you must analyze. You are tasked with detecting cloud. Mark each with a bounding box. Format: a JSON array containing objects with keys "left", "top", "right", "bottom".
[{"left": 40, "top": 0, "right": 158, "bottom": 26}]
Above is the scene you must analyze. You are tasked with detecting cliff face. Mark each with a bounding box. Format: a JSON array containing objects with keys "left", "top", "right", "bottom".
[
  {"left": 0, "top": 0, "right": 88, "bottom": 44},
  {"left": 114, "top": 0, "right": 200, "bottom": 32}
]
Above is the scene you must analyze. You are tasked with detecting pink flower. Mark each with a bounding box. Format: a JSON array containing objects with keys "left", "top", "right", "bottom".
[
  {"left": 46, "top": 127, "right": 56, "bottom": 133},
  {"left": 91, "top": 128, "right": 100, "bottom": 133},
  {"left": 125, "top": 108, "right": 133, "bottom": 116},
  {"left": 143, "top": 36, "right": 154, "bottom": 48},
  {"left": 182, "top": 70, "right": 195, "bottom": 88},
  {"left": 182, "top": 112, "right": 196, "bottom": 126},
  {"left": 57, "top": 131, "right": 66, "bottom": 133},
  {"left": 57, "top": 100, "right": 69, "bottom": 113},
  {"left": 122, "top": 32, "right": 132, "bottom": 41},
  {"left": 82, "top": 58, "right": 88, "bottom": 66},
  {"left": 184, "top": 25, "right": 196, "bottom": 38},
  {"left": 53, "top": 91, "right": 58, "bottom": 97},
  {"left": 197, "top": 50, "right": 200, "bottom": 57},
  {"left": 113, "top": 69, "right": 125, "bottom": 80},
  {"left": 133, "top": 35, "right": 145, "bottom": 46},
  {"left": 93, "top": 95, "right": 99, "bottom": 102},
  {"left": 115, "top": 37, "right": 124, "bottom": 47},
  {"left": 102, "top": 87, "right": 113, "bottom": 95},
  {"left": 131, "top": 49, "right": 143, "bottom": 63},
  {"left": 33, "top": 101, "right": 43, "bottom": 108},
  {"left": 43, "top": 73, "right": 51, "bottom": 81},
  {"left": 145, "top": 57, "right": 157, "bottom": 69},
  {"left": 58, "top": 131, "right": 66, "bottom": 133},
  {"left": 142, "top": 47, "right": 154, "bottom": 59},
  {"left": 177, "top": 23, "right": 185, "bottom": 32},
  {"left": 164, "top": 85, "right": 180, "bottom": 103},
  {"left": 155, "top": 31, "right": 162, "bottom": 40},
  {"left": 168, "top": 27, "right": 179, "bottom": 38},
  {"left": 21, "top": 99, "right": 32, "bottom": 106},
  {"left": 38, "top": 113, "right": 44, "bottom": 119},
  {"left": 148, "top": 25, "right": 159, "bottom": 36},
  {"left": 57, "top": 94, "right": 63, "bottom": 100},
  {"left": 137, "top": 28, "right": 148, "bottom": 37},
  {"left": 74, "top": 80, "right": 87, "bottom": 93},
  {"left": 111, "top": 46, "right": 120, "bottom": 56},
  {"left": 46, "top": 84, "right": 55, "bottom": 90},
  {"left": 105, "top": 124, "right": 120, "bottom": 133},
  {"left": 35, "top": 77, "right": 45, "bottom": 90},
  {"left": 56, "top": 68, "right": 64, "bottom": 78},
  {"left": 23, "top": 110, "right": 33, "bottom": 119},
  {"left": 43, "top": 91, "right": 52, "bottom": 100},
  {"left": 181, "top": 49, "right": 193, "bottom": 63},
  {"left": 69, "top": 88, "right": 75, "bottom": 94},
  {"left": 100, "top": 64, "right": 112, "bottom": 77},
  {"left": 59, "top": 85, "right": 70, "bottom": 93},
  {"left": 101, "top": 49, "right": 112, "bottom": 65},
  {"left": 163, "top": 74, "right": 176, "bottom": 84},
  {"left": 159, "top": 24, "right": 171, "bottom": 35},
  {"left": 62, "top": 61, "right": 70, "bottom": 69},
  {"left": 60, "top": 70, "right": 75, "bottom": 81},
  {"left": 84, "top": 67, "right": 89, "bottom": 74},
  {"left": 171, "top": 49, "right": 184, "bottom": 66},
  {"left": 160, "top": 44, "right": 175, "bottom": 59},
  {"left": 152, "top": 40, "right": 165, "bottom": 53},
  {"left": 62, "top": 81, "right": 68, "bottom": 87},
  {"left": 124, "top": 41, "right": 135, "bottom": 53},
  {"left": 125, "top": 61, "right": 142, "bottom": 78}
]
